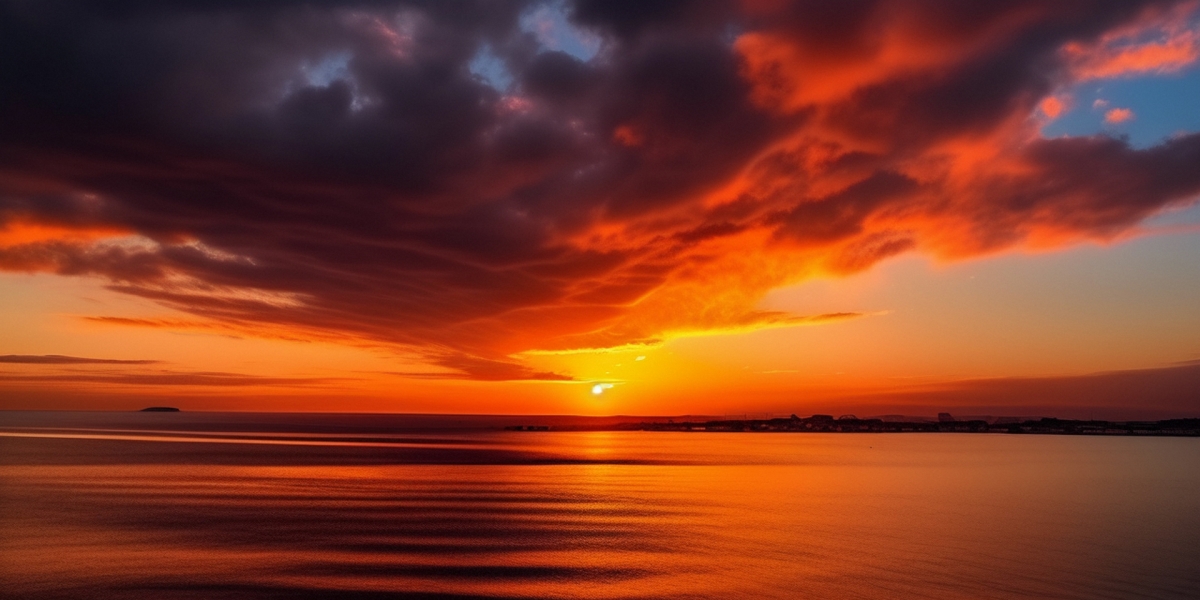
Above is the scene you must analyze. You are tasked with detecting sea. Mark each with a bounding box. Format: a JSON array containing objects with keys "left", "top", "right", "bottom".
[{"left": 1, "top": 411, "right": 1197, "bottom": 599}]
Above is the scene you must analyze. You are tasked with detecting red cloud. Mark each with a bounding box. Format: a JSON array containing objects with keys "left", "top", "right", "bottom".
[
  {"left": 1065, "top": 7, "right": 1200, "bottom": 80},
  {"left": 1039, "top": 96, "right": 1068, "bottom": 119}
]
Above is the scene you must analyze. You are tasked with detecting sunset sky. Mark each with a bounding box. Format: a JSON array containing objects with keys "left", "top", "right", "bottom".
[{"left": 2, "top": 0, "right": 1199, "bottom": 417}]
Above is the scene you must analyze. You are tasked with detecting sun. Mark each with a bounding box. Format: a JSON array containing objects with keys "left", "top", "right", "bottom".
[{"left": 591, "top": 383, "right": 614, "bottom": 395}]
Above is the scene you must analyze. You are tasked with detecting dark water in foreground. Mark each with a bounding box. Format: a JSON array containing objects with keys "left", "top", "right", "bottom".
[{"left": 1, "top": 412, "right": 1198, "bottom": 599}]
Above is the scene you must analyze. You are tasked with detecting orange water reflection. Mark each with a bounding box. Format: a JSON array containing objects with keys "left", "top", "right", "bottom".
[{"left": 2, "top": 429, "right": 1199, "bottom": 599}]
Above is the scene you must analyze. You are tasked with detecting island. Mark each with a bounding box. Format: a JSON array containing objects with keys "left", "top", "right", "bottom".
[{"left": 138, "top": 406, "right": 181, "bottom": 412}]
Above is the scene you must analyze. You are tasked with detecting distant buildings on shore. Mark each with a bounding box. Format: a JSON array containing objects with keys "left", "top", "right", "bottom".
[{"left": 505, "top": 414, "right": 1200, "bottom": 436}]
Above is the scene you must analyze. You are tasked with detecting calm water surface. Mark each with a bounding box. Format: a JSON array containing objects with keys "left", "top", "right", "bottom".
[{"left": 1, "top": 412, "right": 1198, "bottom": 599}]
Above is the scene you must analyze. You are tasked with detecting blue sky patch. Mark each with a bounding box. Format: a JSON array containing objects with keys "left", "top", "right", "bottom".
[{"left": 1042, "top": 65, "right": 1200, "bottom": 149}]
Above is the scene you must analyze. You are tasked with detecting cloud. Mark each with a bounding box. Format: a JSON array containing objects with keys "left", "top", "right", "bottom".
[
  {"left": 81, "top": 315, "right": 355, "bottom": 344},
  {"left": 391, "top": 352, "right": 575, "bottom": 381},
  {"left": 1105, "top": 107, "right": 1136, "bottom": 123},
  {"left": 2, "top": 1, "right": 1199, "bottom": 379},
  {"left": 1065, "top": 6, "right": 1200, "bottom": 80},
  {"left": 0, "top": 371, "right": 345, "bottom": 387},
  {"left": 1039, "top": 95, "right": 1068, "bottom": 119},
  {"left": 0, "top": 354, "right": 159, "bottom": 365},
  {"left": 845, "top": 361, "right": 1200, "bottom": 420}
]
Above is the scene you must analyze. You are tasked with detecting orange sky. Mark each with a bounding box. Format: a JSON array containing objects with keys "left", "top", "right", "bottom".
[{"left": 2, "top": 1, "right": 1200, "bottom": 417}]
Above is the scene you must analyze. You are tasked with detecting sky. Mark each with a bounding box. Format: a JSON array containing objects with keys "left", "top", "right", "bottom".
[{"left": 2, "top": 0, "right": 1199, "bottom": 418}]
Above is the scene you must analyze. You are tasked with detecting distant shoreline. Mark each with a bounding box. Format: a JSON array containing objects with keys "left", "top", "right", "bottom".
[
  {"left": 506, "top": 415, "right": 1200, "bottom": 436},
  {"left": 2, "top": 411, "right": 1197, "bottom": 437}
]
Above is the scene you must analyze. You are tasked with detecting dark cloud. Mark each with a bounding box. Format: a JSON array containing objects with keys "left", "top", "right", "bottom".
[
  {"left": 570, "top": 0, "right": 735, "bottom": 40},
  {"left": 521, "top": 50, "right": 594, "bottom": 103},
  {"left": 2, "top": 0, "right": 1199, "bottom": 378},
  {"left": 0, "top": 354, "right": 160, "bottom": 365},
  {"left": 772, "top": 171, "right": 920, "bottom": 246},
  {"left": 841, "top": 361, "right": 1200, "bottom": 421}
]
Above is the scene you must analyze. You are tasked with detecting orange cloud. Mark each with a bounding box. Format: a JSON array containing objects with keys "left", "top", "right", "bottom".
[
  {"left": 1039, "top": 96, "right": 1066, "bottom": 119},
  {"left": 0, "top": 354, "right": 159, "bottom": 365},
  {"left": 80, "top": 315, "right": 365, "bottom": 345},
  {"left": 1065, "top": 3, "right": 1200, "bottom": 80},
  {"left": 0, "top": 371, "right": 347, "bottom": 388},
  {"left": 1069, "top": 31, "right": 1199, "bottom": 80},
  {"left": 1105, "top": 107, "right": 1136, "bottom": 123},
  {"left": 0, "top": 219, "right": 126, "bottom": 249}
]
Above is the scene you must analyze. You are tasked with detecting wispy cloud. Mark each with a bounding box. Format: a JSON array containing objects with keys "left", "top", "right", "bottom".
[
  {"left": 843, "top": 361, "right": 1200, "bottom": 420},
  {"left": 0, "top": 354, "right": 159, "bottom": 365},
  {"left": 0, "top": 371, "right": 348, "bottom": 387},
  {"left": 386, "top": 352, "right": 575, "bottom": 382}
]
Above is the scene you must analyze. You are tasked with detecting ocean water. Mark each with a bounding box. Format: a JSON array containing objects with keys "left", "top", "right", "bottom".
[{"left": 1, "top": 412, "right": 1198, "bottom": 599}]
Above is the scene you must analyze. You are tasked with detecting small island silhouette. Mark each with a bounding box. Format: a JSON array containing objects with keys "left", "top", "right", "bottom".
[{"left": 138, "top": 406, "right": 181, "bottom": 412}]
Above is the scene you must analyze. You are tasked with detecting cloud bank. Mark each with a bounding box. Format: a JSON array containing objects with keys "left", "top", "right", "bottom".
[
  {"left": 0, "top": 354, "right": 160, "bottom": 365},
  {"left": 2, "top": 0, "right": 1199, "bottom": 379}
]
